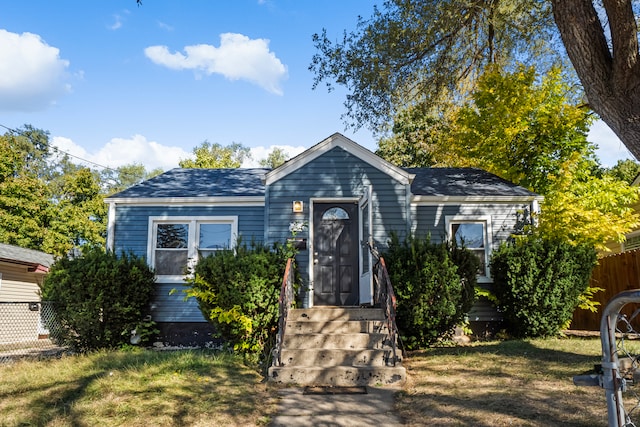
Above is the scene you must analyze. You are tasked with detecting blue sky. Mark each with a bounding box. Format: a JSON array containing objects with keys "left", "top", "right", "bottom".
[{"left": 0, "top": 0, "right": 635, "bottom": 171}]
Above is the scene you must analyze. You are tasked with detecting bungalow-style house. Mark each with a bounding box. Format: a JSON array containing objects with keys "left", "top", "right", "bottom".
[
  {"left": 105, "top": 133, "right": 541, "bottom": 345},
  {"left": 0, "top": 243, "right": 54, "bottom": 344}
]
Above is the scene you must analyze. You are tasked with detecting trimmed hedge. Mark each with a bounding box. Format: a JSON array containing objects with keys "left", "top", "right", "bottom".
[
  {"left": 42, "top": 247, "right": 156, "bottom": 352},
  {"left": 490, "top": 237, "right": 597, "bottom": 337},
  {"left": 383, "top": 234, "right": 478, "bottom": 348},
  {"left": 183, "top": 241, "right": 290, "bottom": 359}
]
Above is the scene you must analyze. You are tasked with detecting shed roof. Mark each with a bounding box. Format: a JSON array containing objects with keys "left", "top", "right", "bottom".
[{"left": 0, "top": 243, "right": 55, "bottom": 272}]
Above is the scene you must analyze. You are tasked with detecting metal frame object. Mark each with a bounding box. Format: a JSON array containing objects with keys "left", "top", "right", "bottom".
[{"left": 573, "top": 289, "right": 640, "bottom": 427}]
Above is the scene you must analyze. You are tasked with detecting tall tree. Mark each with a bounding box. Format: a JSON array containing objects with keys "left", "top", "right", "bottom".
[
  {"left": 259, "top": 147, "right": 289, "bottom": 168},
  {"left": 379, "top": 65, "right": 594, "bottom": 194},
  {"left": 310, "top": 0, "right": 561, "bottom": 132},
  {"left": 0, "top": 126, "right": 108, "bottom": 256},
  {"left": 551, "top": 1, "right": 640, "bottom": 158},
  {"left": 605, "top": 159, "right": 640, "bottom": 184},
  {"left": 377, "top": 65, "right": 639, "bottom": 249},
  {"left": 179, "top": 141, "right": 251, "bottom": 168},
  {"left": 536, "top": 154, "right": 639, "bottom": 251},
  {"left": 0, "top": 128, "right": 53, "bottom": 251},
  {"left": 312, "top": 0, "right": 640, "bottom": 162},
  {"left": 101, "top": 163, "right": 163, "bottom": 195},
  {"left": 452, "top": 65, "right": 594, "bottom": 194}
]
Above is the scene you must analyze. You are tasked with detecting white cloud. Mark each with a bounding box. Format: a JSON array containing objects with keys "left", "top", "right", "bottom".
[
  {"left": 144, "top": 33, "right": 288, "bottom": 95},
  {"left": 109, "top": 15, "right": 124, "bottom": 30},
  {"left": 157, "top": 21, "right": 174, "bottom": 31},
  {"left": 588, "top": 119, "right": 636, "bottom": 167},
  {"left": 52, "top": 135, "right": 191, "bottom": 171},
  {"left": 52, "top": 135, "right": 307, "bottom": 172},
  {"left": 242, "top": 145, "right": 306, "bottom": 167},
  {"left": 108, "top": 10, "right": 130, "bottom": 30},
  {"left": 0, "top": 30, "right": 70, "bottom": 111}
]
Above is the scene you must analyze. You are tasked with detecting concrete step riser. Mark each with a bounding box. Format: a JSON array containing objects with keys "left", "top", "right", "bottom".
[
  {"left": 284, "top": 333, "right": 389, "bottom": 350},
  {"left": 286, "top": 320, "right": 390, "bottom": 335},
  {"left": 279, "top": 349, "right": 400, "bottom": 367},
  {"left": 288, "top": 308, "right": 385, "bottom": 322},
  {"left": 267, "top": 366, "right": 406, "bottom": 387}
]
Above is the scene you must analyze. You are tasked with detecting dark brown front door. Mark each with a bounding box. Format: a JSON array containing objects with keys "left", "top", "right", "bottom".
[{"left": 313, "top": 202, "right": 359, "bottom": 306}]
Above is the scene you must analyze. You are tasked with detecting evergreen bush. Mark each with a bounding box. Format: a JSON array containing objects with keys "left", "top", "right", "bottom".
[
  {"left": 42, "top": 247, "right": 156, "bottom": 352},
  {"left": 383, "top": 234, "right": 478, "bottom": 349},
  {"left": 490, "top": 236, "right": 597, "bottom": 337},
  {"left": 183, "top": 241, "right": 290, "bottom": 360}
]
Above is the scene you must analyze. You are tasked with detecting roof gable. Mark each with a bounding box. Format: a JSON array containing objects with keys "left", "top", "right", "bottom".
[{"left": 264, "top": 133, "right": 414, "bottom": 186}]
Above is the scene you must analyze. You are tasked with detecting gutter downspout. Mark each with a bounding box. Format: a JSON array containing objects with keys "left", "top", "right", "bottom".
[{"left": 106, "top": 202, "right": 116, "bottom": 252}]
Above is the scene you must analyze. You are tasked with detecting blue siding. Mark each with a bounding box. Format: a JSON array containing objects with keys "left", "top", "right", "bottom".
[
  {"left": 112, "top": 204, "right": 265, "bottom": 322},
  {"left": 411, "top": 203, "right": 525, "bottom": 246},
  {"left": 266, "top": 147, "right": 411, "bottom": 305},
  {"left": 412, "top": 202, "right": 528, "bottom": 321}
]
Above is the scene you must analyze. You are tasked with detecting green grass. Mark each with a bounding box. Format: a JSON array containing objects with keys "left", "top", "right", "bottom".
[
  {"left": 395, "top": 337, "right": 621, "bottom": 426},
  {"left": 0, "top": 338, "right": 633, "bottom": 426},
  {"left": 0, "top": 349, "right": 277, "bottom": 427}
]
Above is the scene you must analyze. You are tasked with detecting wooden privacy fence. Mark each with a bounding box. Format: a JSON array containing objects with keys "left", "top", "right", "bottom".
[{"left": 571, "top": 249, "right": 640, "bottom": 331}]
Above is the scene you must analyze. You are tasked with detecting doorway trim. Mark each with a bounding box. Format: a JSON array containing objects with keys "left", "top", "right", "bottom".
[{"left": 308, "top": 197, "right": 360, "bottom": 308}]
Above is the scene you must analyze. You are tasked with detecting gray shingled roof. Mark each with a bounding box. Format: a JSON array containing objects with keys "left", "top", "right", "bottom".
[
  {"left": 108, "top": 168, "right": 270, "bottom": 199},
  {"left": 0, "top": 243, "right": 54, "bottom": 268},
  {"left": 106, "top": 166, "right": 536, "bottom": 199},
  {"left": 405, "top": 167, "right": 538, "bottom": 197}
]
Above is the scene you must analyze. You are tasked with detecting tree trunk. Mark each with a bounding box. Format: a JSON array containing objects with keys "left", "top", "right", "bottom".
[{"left": 552, "top": 0, "right": 640, "bottom": 159}]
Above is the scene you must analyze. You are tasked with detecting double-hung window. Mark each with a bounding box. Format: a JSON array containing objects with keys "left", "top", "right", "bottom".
[
  {"left": 446, "top": 216, "right": 492, "bottom": 279},
  {"left": 149, "top": 216, "right": 237, "bottom": 282}
]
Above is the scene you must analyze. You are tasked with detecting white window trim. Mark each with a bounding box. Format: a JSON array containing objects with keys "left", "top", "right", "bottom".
[
  {"left": 147, "top": 216, "right": 238, "bottom": 283},
  {"left": 445, "top": 215, "right": 493, "bottom": 281},
  {"left": 623, "top": 230, "right": 640, "bottom": 252}
]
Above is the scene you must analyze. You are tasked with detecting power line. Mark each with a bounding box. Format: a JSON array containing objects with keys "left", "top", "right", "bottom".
[{"left": 0, "top": 123, "right": 118, "bottom": 173}]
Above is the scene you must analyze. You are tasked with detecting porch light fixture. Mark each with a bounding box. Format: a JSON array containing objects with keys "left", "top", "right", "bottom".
[{"left": 292, "top": 200, "right": 304, "bottom": 213}]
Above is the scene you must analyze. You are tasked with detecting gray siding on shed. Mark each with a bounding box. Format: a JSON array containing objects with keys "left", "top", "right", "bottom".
[
  {"left": 266, "top": 146, "right": 411, "bottom": 305},
  {"left": 112, "top": 204, "right": 265, "bottom": 322}
]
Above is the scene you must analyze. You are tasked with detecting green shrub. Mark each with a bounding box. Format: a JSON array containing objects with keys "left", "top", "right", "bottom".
[
  {"left": 41, "top": 247, "right": 156, "bottom": 352},
  {"left": 383, "top": 234, "right": 478, "bottom": 349},
  {"left": 183, "top": 241, "right": 290, "bottom": 360},
  {"left": 490, "top": 236, "right": 597, "bottom": 337}
]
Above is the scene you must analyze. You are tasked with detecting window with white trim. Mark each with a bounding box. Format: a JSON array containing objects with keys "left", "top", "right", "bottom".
[
  {"left": 446, "top": 216, "right": 492, "bottom": 278},
  {"left": 624, "top": 232, "right": 640, "bottom": 252},
  {"left": 149, "top": 217, "right": 237, "bottom": 282}
]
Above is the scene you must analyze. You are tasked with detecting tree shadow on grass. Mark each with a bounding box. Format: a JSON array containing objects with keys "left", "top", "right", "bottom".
[
  {"left": 396, "top": 339, "right": 612, "bottom": 426},
  {"left": 3, "top": 349, "right": 274, "bottom": 426}
]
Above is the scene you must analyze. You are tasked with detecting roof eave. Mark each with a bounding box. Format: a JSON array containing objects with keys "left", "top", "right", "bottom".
[
  {"left": 0, "top": 258, "right": 50, "bottom": 273},
  {"left": 411, "top": 195, "right": 544, "bottom": 204},
  {"left": 105, "top": 196, "right": 265, "bottom": 206}
]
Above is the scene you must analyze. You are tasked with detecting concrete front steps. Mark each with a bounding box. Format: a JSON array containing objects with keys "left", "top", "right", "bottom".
[{"left": 268, "top": 307, "right": 406, "bottom": 387}]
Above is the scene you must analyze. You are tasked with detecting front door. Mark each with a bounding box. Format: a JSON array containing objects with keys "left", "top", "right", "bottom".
[{"left": 313, "top": 202, "right": 359, "bottom": 306}]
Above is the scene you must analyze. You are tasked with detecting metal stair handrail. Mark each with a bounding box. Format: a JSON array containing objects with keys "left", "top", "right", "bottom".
[
  {"left": 272, "top": 257, "right": 295, "bottom": 367},
  {"left": 366, "top": 241, "right": 402, "bottom": 366}
]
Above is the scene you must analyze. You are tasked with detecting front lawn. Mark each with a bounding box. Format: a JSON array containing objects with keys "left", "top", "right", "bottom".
[
  {"left": 396, "top": 337, "right": 624, "bottom": 426},
  {"left": 0, "top": 338, "right": 631, "bottom": 426},
  {"left": 0, "top": 349, "right": 277, "bottom": 426}
]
